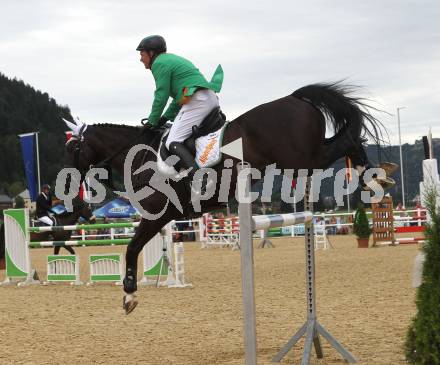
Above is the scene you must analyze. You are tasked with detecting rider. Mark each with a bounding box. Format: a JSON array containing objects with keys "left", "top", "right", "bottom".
[
  {"left": 36, "top": 184, "right": 55, "bottom": 226},
  {"left": 137, "top": 35, "right": 223, "bottom": 192}
]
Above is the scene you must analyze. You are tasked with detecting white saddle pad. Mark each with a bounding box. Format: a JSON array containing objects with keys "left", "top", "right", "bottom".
[
  {"left": 195, "top": 122, "right": 229, "bottom": 168},
  {"left": 156, "top": 122, "right": 230, "bottom": 177}
]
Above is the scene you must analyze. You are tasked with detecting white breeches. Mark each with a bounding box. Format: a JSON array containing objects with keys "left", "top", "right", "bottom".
[
  {"left": 38, "top": 216, "right": 53, "bottom": 226},
  {"left": 165, "top": 89, "right": 219, "bottom": 149}
]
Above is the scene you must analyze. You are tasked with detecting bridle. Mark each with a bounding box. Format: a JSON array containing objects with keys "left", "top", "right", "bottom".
[
  {"left": 75, "top": 129, "right": 86, "bottom": 169},
  {"left": 68, "top": 123, "right": 165, "bottom": 190},
  {"left": 67, "top": 124, "right": 88, "bottom": 183}
]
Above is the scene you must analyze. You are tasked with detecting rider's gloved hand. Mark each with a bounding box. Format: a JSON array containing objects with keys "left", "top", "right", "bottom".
[
  {"left": 141, "top": 118, "right": 156, "bottom": 133},
  {"left": 157, "top": 116, "right": 168, "bottom": 127},
  {"left": 142, "top": 123, "right": 155, "bottom": 133},
  {"left": 141, "top": 116, "right": 167, "bottom": 133}
]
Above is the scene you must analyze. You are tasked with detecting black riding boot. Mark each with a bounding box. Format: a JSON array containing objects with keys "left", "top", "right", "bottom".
[
  {"left": 168, "top": 142, "right": 210, "bottom": 197},
  {"left": 169, "top": 142, "right": 198, "bottom": 191}
]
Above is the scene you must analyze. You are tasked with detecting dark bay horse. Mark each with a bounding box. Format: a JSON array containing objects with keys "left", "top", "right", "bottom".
[
  {"left": 63, "top": 83, "right": 391, "bottom": 314},
  {"left": 30, "top": 198, "right": 96, "bottom": 255}
]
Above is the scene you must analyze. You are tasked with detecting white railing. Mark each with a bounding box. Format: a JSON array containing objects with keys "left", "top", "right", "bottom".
[
  {"left": 68, "top": 218, "right": 204, "bottom": 242},
  {"left": 63, "top": 207, "right": 428, "bottom": 241}
]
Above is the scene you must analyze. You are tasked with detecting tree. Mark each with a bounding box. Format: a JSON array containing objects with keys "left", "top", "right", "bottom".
[
  {"left": 405, "top": 186, "right": 440, "bottom": 364},
  {"left": 7, "top": 181, "right": 25, "bottom": 198},
  {"left": 0, "top": 72, "right": 73, "bottom": 194},
  {"left": 14, "top": 195, "right": 25, "bottom": 208}
]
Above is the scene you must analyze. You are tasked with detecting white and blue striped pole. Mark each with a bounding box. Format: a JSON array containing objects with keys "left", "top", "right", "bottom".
[{"left": 252, "top": 212, "right": 313, "bottom": 230}]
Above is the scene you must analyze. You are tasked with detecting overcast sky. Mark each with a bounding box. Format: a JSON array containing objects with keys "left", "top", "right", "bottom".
[{"left": 1, "top": 0, "right": 439, "bottom": 145}]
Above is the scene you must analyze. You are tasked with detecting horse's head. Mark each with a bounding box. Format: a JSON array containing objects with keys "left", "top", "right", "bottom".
[
  {"left": 63, "top": 117, "right": 119, "bottom": 190},
  {"left": 63, "top": 118, "right": 160, "bottom": 191},
  {"left": 56, "top": 196, "right": 96, "bottom": 225},
  {"left": 64, "top": 118, "right": 100, "bottom": 180},
  {"left": 72, "top": 196, "right": 96, "bottom": 223}
]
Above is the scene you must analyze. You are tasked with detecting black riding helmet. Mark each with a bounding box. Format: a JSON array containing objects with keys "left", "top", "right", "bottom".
[{"left": 136, "top": 35, "right": 167, "bottom": 53}]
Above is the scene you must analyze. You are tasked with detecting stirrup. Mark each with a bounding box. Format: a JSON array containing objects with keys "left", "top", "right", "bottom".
[{"left": 190, "top": 175, "right": 215, "bottom": 196}]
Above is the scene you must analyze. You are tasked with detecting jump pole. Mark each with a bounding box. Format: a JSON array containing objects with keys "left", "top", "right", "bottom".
[
  {"left": 237, "top": 164, "right": 356, "bottom": 364},
  {"left": 272, "top": 177, "right": 356, "bottom": 365},
  {"left": 237, "top": 162, "right": 258, "bottom": 365}
]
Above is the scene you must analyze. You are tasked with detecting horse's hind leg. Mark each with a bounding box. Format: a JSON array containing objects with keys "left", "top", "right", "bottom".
[
  {"left": 348, "top": 143, "right": 396, "bottom": 190},
  {"left": 64, "top": 245, "right": 75, "bottom": 255},
  {"left": 347, "top": 142, "right": 370, "bottom": 177},
  {"left": 54, "top": 245, "right": 75, "bottom": 255}
]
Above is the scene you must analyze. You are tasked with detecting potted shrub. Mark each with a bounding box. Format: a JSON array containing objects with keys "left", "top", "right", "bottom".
[{"left": 353, "top": 203, "right": 372, "bottom": 248}]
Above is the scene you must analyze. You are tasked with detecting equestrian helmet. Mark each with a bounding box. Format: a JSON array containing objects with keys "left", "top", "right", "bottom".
[{"left": 136, "top": 35, "right": 167, "bottom": 53}]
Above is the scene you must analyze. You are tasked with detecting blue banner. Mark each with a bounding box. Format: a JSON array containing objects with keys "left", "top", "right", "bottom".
[{"left": 19, "top": 133, "right": 37, "bottom": 201}]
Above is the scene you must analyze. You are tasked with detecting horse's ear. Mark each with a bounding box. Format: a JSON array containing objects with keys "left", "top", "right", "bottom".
[
  {"left": 63, "top": 118, "right": 81, "bottom": 135},
  {"left": 74, "top": 116, "right": 85, "bottom": 129},
  {"left": 63, "top": 117, "right": 87, "bottom": 136}
]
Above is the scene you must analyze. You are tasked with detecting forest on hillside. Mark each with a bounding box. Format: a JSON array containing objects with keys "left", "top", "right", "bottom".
[{"left": 0, "top": 73, "right": 73, "bottom": 197}]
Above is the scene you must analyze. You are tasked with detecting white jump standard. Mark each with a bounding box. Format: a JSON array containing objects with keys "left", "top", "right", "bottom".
[
  {"left": 45, "top": 255, "right": 82, "bottom": 285},
  {"left": 237, "top": 163, "right": 356, "bottom": 365},
  {"left": 88, "top": 254, "right": 124, "bottom": 285}
]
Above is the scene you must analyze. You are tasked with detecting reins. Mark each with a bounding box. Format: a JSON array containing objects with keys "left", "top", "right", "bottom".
[
  {"left": 90, "top": 121, "right": 167, "bottom": 170},
  {"left": 90, "top": 131, "right": 146, "bottom": 170},
  {"left": 72, "top": 124, "right": 166, "bottom": 191}
]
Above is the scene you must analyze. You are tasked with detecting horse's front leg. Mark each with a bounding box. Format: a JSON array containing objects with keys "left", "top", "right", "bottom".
[
  {"left": 122, "top": 212, "right": 177, "bottom": 314},
  {"left": 122, "top": 219, "right": 155, "bottom": 314},
  {"left": 122, "top": 243, "right": 142, "bottom": 314},
  {"left": 122, "top": 181, "right": 186, "bottom": 314}
]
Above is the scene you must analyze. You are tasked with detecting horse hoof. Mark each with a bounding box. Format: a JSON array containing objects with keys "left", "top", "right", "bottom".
[
  {"left": 123, "top": 293, "right": 138, "bottom": 315},
  {"left": 379, "top": 162, "right": 399, "bottom": 176},
  {"left": 376, "top": 177, "right": 396, "bottom": 190},
  {"left": 364, "top": 177, "right": 396, "bottom": 191}
]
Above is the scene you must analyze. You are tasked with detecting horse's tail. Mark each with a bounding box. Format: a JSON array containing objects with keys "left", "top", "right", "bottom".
[{"left": 292, "top": 82, "right": 386, "bottom": 164}]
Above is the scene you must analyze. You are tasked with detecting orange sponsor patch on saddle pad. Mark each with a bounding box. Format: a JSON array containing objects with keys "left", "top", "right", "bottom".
[{"left": 195, "top": 122, "right": 229, "bottom": 168}]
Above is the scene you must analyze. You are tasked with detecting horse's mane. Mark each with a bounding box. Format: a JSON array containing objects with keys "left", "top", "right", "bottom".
[
  {"left": 67, "top": 123, "right": 143, "bottom": 145},
  {"left": 91, "top": 123, "right": 161, "bottom": 146},
  {"left": 93, "top": 123, "right": 141, "bottom": 131}
]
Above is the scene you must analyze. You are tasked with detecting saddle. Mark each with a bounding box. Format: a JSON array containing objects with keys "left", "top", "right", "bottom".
[{"left": 159, "top": 107, "right": 227, "bottom": 165}]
